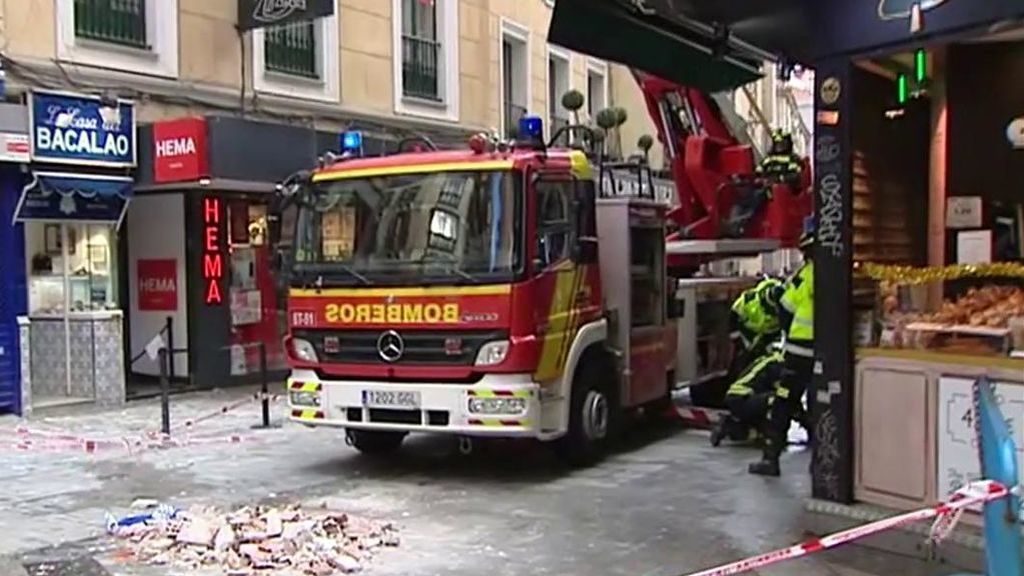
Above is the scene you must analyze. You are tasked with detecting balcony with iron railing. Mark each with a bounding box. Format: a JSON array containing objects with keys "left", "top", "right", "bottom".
[
  {"left": 74, "top": 0, "right": 147, "bottom": 49},
  {"left": 265, "top": 22, "right": 318, "bottom": 79},
  {"left": 504, "top": 104, "right": 529, "bottom": 138},
  {"left": 402, "top": 36, "right": 441, "bottom": 100}
]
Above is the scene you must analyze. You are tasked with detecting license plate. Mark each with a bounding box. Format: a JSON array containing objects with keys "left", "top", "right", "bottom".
[{"left": 362, "top": 390, "right": 421, "bottom": 409}]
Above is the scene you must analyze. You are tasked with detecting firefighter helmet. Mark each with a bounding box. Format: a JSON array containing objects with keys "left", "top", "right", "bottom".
[{"left": 769, "top": 129, "right": 794, "bottom": 155}]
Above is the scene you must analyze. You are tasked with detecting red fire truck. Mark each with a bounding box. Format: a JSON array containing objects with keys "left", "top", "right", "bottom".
[
  {"left": 280, "top": 119, "right": 680, "bottom": 464},
  {"left": 279, "top": 74, "right": 813, "bottom": 462}
]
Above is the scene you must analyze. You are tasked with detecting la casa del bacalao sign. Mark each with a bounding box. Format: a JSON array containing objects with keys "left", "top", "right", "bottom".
[{"left": 29, "top": 89, "right": 137, "bottom": 168}]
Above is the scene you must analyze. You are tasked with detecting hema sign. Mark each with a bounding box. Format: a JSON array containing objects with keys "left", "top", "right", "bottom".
[{"left": 237, "top": 0, "right": 335, "bottom": 31}]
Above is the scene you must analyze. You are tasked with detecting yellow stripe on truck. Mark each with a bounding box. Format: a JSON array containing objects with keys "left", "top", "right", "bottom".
[
  {"left": 290, "top": 284, "right": 512, "bottom": 298},
  {"left": 312, "top": 160, "right": 514, "bottom": 182},
  {"left": 533, "top": 264, "right": 579, "bottom": 383},
  {"left": 468, "top": 390, "right": 532, "bottom": 399}
]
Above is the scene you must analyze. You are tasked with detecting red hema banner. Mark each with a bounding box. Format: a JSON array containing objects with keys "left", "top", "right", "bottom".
[
  {"left": 153, "top": 117, "right": 209, "bottom": 183},
  {"left": 137, "top": 259, "right": 178, "bottom": 311}
]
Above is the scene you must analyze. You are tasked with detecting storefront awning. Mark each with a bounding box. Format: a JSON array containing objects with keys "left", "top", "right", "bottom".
[
  {"left": 548, "top": 0, "right": 765, "bottom": 92},
  {"left": 13, "top": 172, "right": 133, "bottom": 226}
]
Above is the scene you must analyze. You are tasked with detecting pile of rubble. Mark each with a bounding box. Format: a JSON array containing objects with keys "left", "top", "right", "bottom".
[{"left": 105, "top": 501, "right": 399, "bottom": 575}]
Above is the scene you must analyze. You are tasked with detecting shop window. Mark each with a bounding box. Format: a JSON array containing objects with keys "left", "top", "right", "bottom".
[
  {"left": 535, "top": 180, "right": 573, "bottom": 268},
  {"left": 26, "top": 222, "right": 119, "bottom": 315},
  {"left": 74, "top": 0, "right": 147, "bottom": 49}
]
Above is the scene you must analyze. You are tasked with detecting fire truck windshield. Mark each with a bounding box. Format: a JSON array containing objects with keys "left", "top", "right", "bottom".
[{"left": 291, "top": 170, "right": 522, "bottom": 286}]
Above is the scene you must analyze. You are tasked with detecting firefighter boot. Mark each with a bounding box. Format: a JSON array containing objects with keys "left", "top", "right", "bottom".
[
  {"left": 748, "top": 455, "right": 781, "bottom": 477},
  {"left": 710, "top": 419, "right": 727, "bottom": 447},
  {"left": 749, "top": 429, "right": 783, "bottom": 476}
]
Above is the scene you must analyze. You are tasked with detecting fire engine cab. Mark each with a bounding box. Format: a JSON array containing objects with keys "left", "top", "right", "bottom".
[{"left": 280, "top": 118, "right": 678, "bottom": 464}]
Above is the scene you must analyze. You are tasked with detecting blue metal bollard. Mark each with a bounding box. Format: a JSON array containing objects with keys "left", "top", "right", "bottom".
[{"left": 953, "top": 377, "right": 1022, "bottom": 576}]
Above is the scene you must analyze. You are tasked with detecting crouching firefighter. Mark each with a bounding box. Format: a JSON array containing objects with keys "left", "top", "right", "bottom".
[
  {"left": 749, "top": 228, "right": 815, "bottom": 477},
  {"left": 692, "top": 276, "right": 783, "bottom": 409},
  {"left": 711, "top": 341, "right": 784, "bottom": 447},
  {"left": 729, "top": 276, "right": 783, "bottom": 377}
]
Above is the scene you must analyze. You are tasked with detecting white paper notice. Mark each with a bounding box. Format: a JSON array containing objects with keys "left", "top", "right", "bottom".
[{"left": 956, "top": 230, "right": 992, "bottom": 264}]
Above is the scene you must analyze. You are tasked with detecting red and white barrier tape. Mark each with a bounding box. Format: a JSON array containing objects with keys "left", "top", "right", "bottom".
[
  {"left": 167, "top": 392, "right": 281, "bottom": 434},
  {"left": 1, "top": 391, "right": 281, "bottom": 454},
  {"left": 683, "top": 479, "right": 1009, "bottom": 576},
  {"left": 5, "top": 423, "right": 256, "bottom": 454}
]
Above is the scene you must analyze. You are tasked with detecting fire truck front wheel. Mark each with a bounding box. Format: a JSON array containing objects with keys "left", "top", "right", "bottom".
[
  {"left": 556, "top": 349, "right": 618, "bottom": 467},
  {"left": 347, "top": 429, "right": 407, "bottom": 455}
]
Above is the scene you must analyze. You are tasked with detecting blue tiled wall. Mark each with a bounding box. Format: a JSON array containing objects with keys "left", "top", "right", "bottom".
[{"left": 0, "top": 166, "right": 27, "bottom": 414}]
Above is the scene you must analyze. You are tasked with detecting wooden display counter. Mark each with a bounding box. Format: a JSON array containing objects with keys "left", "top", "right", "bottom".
[{"left": 854, "top": 348, "right": 1024, "bottom": 514}]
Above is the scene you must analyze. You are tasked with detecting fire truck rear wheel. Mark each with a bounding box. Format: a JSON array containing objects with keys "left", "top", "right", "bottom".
[
  {"left": 348, "top": 429, "right": 406, "bottom": 455},
  {"left": 556, "top": 350, "right": 618, "bottom": 467}
]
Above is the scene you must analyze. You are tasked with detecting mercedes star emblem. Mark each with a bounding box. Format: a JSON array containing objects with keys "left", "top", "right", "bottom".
[{"left": 376, "top": 330, "right": 404, "bottom": 363}]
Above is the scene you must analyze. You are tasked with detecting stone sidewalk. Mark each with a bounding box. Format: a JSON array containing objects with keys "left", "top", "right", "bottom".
[{"left": 0, "top": 387, "right": 959, "bottom": 576}]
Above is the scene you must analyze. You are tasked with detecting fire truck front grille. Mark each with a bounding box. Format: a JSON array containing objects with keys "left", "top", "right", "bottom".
[{"left": 294, "top": 329, "right": 508, "bottom": 366}]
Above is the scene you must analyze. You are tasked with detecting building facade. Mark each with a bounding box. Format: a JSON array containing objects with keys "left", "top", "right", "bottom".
[
  {"left": 0, "top": 0, "right": 652, "bottom": 146},
  {"left": 0, "top": 0, "right": 663, "bottom": 415}
]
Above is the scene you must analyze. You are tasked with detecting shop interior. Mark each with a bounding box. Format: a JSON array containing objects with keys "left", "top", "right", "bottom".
[
  {"left": 847, "top": 27, "right": 1024, "bottom": 512},
  {"left": 24, "top": 220, "right": 121, "bottom": 407},
  {"left": 226, "top": 196, "right": 288, "bottom": 378}
]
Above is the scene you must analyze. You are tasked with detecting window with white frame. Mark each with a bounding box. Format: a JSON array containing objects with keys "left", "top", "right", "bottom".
[
  {"left": 57, "top": 0, "right": 179, "bottom": 78},
  {"left": 547, "top": 48, "right": 571, "bottom": 146},
  {"left": 253, "top": 14, "right": 339, "bottom": 103},
  {"left": 401, "top": 0, "right": 441, "bottom": 100},
  {"left": 265, "top": 21, "right": 319, "bottom": 79},
  {"left": 393, "top": 0, "right": 460, "bottom": 122},
  {"left": 500, "top": 20, "right": 530, "bottom": 139},
  {"left": 587, "top": 62, "right": 609, "bottom": 120}
]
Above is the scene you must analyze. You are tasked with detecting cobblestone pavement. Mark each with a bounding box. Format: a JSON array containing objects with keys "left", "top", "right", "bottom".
[{"left": 0, "top": 387, "right": 952, "bottom": 576}]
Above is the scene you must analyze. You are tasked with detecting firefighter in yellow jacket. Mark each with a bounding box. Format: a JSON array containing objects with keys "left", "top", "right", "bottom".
[
  {"left": 711, "top": 341, "right": 785, "bottom": 446},
  {"left": 729, "top": 277, "right": 783, "bottom": 375},
  {"left": 749, "top": 228, "right": 815, "bottom": 477}
]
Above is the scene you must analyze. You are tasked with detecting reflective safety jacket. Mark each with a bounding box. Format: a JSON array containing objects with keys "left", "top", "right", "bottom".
[
  {"left": 730, "top": 278, "right": 782, "bottom": 347},
  {"left": 757, "top": 153, "right": 802, "bottom": 176},
  {"left": 727, "top": 346, "right": 785, "bottom": 397},
  {"left": 780, "top": 262, "right": 814, "bottom": 357}
]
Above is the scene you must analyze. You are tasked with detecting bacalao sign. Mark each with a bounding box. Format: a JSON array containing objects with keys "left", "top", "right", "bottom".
[
  {"left": 288, "top": 285, "right": 511, "bottom": 330},
  {"left": 28, "top": 89, "right": 136, "bottom": 168}
]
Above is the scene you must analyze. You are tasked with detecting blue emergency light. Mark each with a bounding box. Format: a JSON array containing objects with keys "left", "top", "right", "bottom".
[
  {"left": 803, "top": 215, "right": 816, "bottom": 234},
  {"left": 340, "top": 131, "right": 363, "bottom": 156},
  {"left": 518, "top": 116, "right": 544, "bottom": 142}
]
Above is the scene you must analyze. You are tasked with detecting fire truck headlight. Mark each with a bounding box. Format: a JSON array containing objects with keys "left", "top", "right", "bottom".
[
  {"left": 474, "top": 340, "right": 509, "bottom": 366},
  {"left": 291, "top": 338, "right": 319, "bottom": 363},
  {"left": 289, "top": 391, "right": 321, "bottom": 407},
  {"left": 468, "top": 396, "right": 527, "bottom": 415}
]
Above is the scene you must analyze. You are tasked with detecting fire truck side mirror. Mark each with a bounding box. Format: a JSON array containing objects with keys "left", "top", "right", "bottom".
[
  {"left": 666, "top": 278, "right": 683, "bottom": 319},
  {"left": 573, "top": 237, "right": 598, "bottom": 264},
  {"left": 273, "top": 250, "right": 284, "bottom": 273}
]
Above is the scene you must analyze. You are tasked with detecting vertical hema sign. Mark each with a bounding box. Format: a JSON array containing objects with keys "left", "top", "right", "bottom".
[
  {"left": 28, "top": 90, "right": 136, "bottom": 167},
  {"left": 202, "top": 197, "right": 225, "bottom": 305},
  {"left": 237, "top": 0, "right": 335, "bottom": 31}
]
